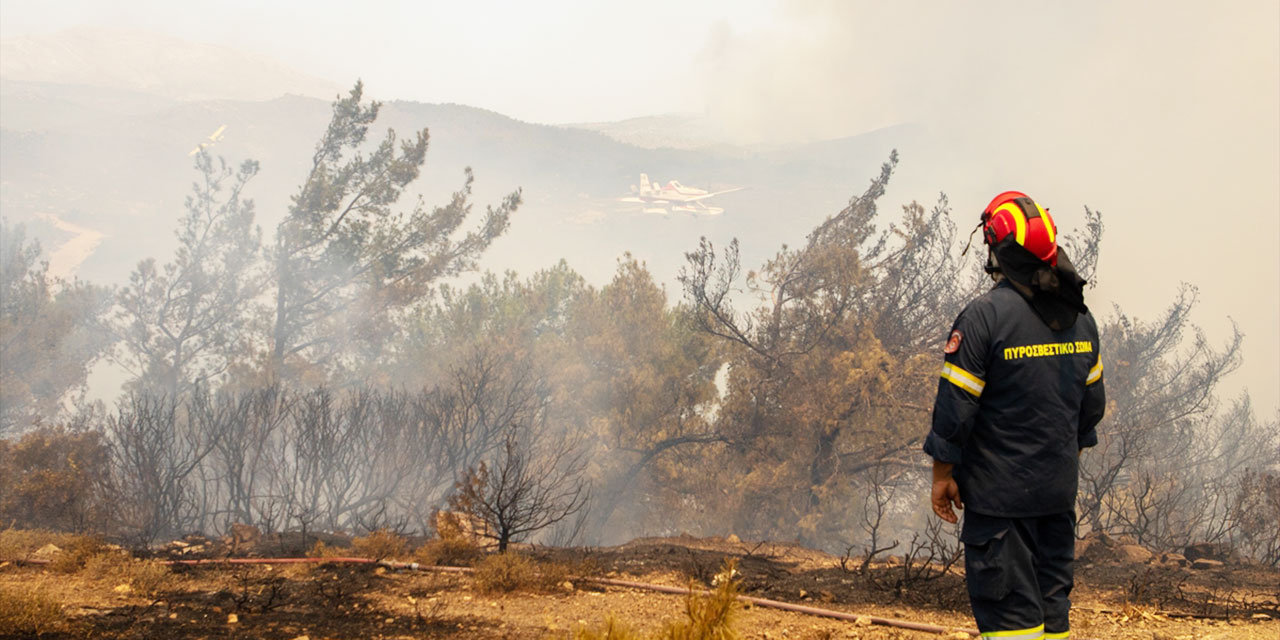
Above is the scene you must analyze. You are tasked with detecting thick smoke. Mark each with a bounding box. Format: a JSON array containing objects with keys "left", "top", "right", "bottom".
[{"left": 693, "top": 0, "right": 1280, "bottom": 412}]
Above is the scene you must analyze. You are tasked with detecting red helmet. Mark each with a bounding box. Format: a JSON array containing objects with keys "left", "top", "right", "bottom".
[{"left": 982, "top": 190, "right": 1058, "bottom": 266}]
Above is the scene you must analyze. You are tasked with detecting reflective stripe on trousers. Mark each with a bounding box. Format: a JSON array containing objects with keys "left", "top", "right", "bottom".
[{"left": 980, "top": 624, "right": 1043, "bottom": 639}]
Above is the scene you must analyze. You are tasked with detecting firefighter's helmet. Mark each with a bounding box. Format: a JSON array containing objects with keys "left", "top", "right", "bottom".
[{"left": 982, "top": 191, "right": 1058, "bottom": 266}]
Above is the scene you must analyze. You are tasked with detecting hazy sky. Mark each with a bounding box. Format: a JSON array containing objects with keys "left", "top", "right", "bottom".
[
  {"left": 0, "top": 0, "right": 780, "bottom": 123},
  {"left": 2, "top": 0, "right": 1278, "bottom": 413}
]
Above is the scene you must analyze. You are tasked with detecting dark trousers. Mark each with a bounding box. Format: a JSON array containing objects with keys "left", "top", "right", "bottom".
[{"left": 961, "top": 510, "right": 1076, "bottom": 638}]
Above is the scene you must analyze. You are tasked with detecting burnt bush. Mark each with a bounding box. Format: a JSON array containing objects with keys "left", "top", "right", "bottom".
[{"left": 0, "top": 426, "right": 110, "bottom": 532}]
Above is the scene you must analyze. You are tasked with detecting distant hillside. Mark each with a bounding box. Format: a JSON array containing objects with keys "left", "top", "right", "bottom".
[
  {"left": 569, "top": 114, "right": 734, "bottom": 150},
  {"left": 0, "top": 92, "right": 925, "bottom": 288},
  {"left": 0, "top": 28, "right": 930, "bottom": 290}
]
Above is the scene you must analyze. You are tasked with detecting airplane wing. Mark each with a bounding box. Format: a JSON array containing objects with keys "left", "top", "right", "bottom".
[
  {"left": 619, "top": 196, "right": 671, "bottom": 204},
  {"left": 676, "top": 187, "right": 744, "bottom": 202},
  {"left": 188, "top": 125, "right": 228, "bottom": 156}
]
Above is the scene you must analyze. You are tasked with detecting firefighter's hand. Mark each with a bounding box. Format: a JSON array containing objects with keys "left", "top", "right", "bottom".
[
  {"left": 932, "top": 477, "right": 963, "bottom": 523},
  {"left": 930, "top": 461, "right": 963, "bottom": 524}
]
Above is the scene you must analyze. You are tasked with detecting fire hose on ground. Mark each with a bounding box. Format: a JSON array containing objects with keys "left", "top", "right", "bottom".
[
  {"left": 10, "top": 555, "right": 1145, "bottom": 637},
  {"left": 157, "top": 556, "right": 988, "bottom": 635}
]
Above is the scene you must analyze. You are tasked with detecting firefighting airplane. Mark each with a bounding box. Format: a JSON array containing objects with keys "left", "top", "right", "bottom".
[
  {"left": 188, "top": 125, "right": 228, "bottom": 156},
  {"left": 618, "top": 173, "right": 744, "bottom": 215}
]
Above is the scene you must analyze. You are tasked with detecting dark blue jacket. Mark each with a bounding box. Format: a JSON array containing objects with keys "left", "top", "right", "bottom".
[{"left": 924, "top": 280, "right": 1105, "bottom": 517}]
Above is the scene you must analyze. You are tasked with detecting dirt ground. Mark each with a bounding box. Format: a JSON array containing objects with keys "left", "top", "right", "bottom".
[{"left": 2, "top": 534, "right": 1277, "bottom": 639}]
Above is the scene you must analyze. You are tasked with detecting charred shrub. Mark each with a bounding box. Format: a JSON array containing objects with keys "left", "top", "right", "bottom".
[
  {"left": 1231, "top": 469, "right": 1280, "bottom": 566},
  {"left": 859, "top": 520, "right": 966, "bottom": 606},
  {"left": 446, "top": 430, "right": 589, "bottom": 553},
  {"left": 0, "top": 427, "right": 110, "bottom": 532}
]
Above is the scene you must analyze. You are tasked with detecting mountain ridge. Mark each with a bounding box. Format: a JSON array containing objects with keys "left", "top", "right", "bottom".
[{"left": 0, "top": 27, "right": 923, "bottom": 290}]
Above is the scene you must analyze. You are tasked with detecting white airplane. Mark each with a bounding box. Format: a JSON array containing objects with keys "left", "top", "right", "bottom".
[
  {"left": 188, "top": 124, "right": 228, "bottom": 156},
  {"left": 619, "top": 173, "right": 743, "bottom": 215}
]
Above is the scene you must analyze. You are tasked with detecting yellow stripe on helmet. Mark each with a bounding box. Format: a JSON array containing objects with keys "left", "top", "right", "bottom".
[
  {"left": 1036, "top": 200, "right": 1056, "bottom": 244},
  {"left": 995, "top": 202, "right": 1028, "bottom": 246}
]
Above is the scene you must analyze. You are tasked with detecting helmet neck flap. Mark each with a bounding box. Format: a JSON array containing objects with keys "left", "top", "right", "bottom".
[{"left": 980, "top": 191, "right": 1089, "bottom": 331}]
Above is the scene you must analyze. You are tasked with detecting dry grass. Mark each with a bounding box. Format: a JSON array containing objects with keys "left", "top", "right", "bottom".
[
  {"left": 47, "top": 534, "right": 109, "bottom": 573},
  {"left": 121, "top": 559, "right": 172, "bottom": 597},
  {"left": 307, "top": 539, "right": 351, "bottom": 559},
  {"left": 472, "top": 552, "right": 572, "bottom": 594},
  {"left": 1, "top": 528, "right": 172, "bottom": 601},
  {"left": 82, "top": 552, "right": 172, "bottom": 597},
  {"left": 0, "top": 585, "right": 63, "bottom": 637},
  {"left": 664, "top": 570, "right": 741, "bottom": 640},
  {"left": 415, "top": 528, "right": 482, "bottom": 567},
  {"left": 573, "top": 615, "right": 646, "bottom": 640},
  {"left": 574, "top": 560, "right": 741, "bottom": 640},
  {"left": 351, "top": 528, "right": 408, "bottom": 561},
  {"left": 0, "top": 528, "right": 78, "bottom": 561}
]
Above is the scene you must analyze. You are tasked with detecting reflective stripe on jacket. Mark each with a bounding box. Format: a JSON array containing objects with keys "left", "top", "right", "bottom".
[{"left": 924, "top": 280, "right": 1105, "bottom": 517}]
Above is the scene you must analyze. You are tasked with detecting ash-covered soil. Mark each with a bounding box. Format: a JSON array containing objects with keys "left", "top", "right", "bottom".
[{"left": 2, "top": 533, "right": 1277, "bottom": 639}]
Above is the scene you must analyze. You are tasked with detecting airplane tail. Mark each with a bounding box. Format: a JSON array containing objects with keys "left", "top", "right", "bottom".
[{"left": 639, "top": 173, "right": 652, "bottom": 195}]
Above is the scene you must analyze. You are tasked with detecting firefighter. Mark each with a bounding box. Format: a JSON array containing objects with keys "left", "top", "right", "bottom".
[{"left": 924, "top": 191, "right": 1106, "bottom": 640}]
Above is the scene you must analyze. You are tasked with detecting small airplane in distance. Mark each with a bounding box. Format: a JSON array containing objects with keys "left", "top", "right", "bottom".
[
  {"left": 188, "top": 124, "right": 228, "bottom": 156},
  {"left": 619, "top": 173, "right": 744, "bottom": 215}
]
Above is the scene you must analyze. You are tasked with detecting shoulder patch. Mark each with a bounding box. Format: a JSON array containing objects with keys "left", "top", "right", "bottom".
[{"left": 944, "top": 330, "right": 962, "bottom": 354}]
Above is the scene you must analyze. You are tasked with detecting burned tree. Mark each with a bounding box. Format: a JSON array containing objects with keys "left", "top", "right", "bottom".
[
  {"left": 1076, "top": 286, "right": 1251, "bottom": 542},
  {"left": 448, "top": 431, "right": 589, "bottom": 553},
  {"left": 105, "top": 391, "right": 216, "bottom": 544},
  {"left": 199, "top": 387, "right": 292, "bottom": 533}
]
